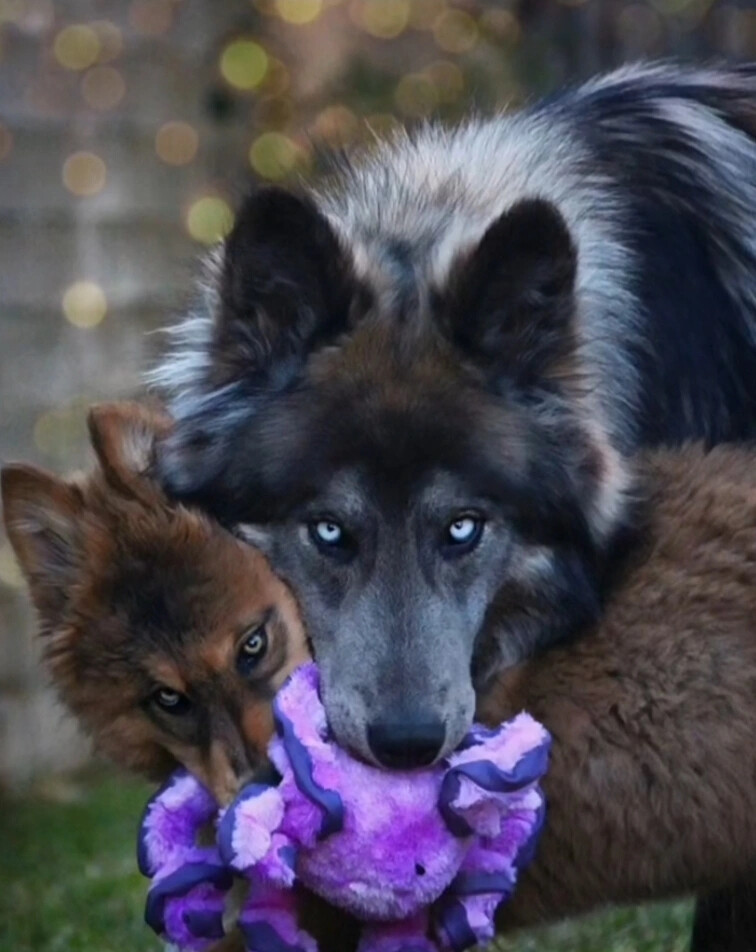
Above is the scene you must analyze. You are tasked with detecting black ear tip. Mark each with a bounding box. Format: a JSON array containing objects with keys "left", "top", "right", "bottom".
[
  {"left": 231, "top": 186, "right": 319, "bottom": 239},
  {"left": 505, "top": 198, "right": 575, "bottom": 257}
]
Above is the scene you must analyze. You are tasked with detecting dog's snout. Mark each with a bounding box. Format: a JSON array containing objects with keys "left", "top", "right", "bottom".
[{"left": 367, "top": 715, "right": 446, "bottom": 769}]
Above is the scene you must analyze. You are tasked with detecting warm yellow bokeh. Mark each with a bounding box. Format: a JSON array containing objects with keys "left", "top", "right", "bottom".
[
  {"left": 156, "top": 121, "right": 199, "bottom": 166},
  {"left": 220, "top": 38, "right": 269, "bottom": 91},
  {"left": 263, "top": 57, "right": 291, "bottom": 96},
  {"left": 53, "top": 24, "right": 101, "bottom": 71},
  {"left": 312, "top": 105, "right": 360, "bottom": 145},
  {"left": 479, "top": 8, "right": 521, "bottom": 45},
  {"left": 425, "top": 60, "right": 464, "bottom": 103},
  {"left": 62, "top": 281, "right": 108, "bottom": 328},
  {"left": 433, "top": 10, "right": 479, "bottom": 54},
  {"left": 63, "top": 152, "right": 107, "bottom": 196},
  {"left": 33, "top": 402, "right": 90, "bottom": 458},
  {"left": 395, "top": 73, "right": 438, "bottom": 117},
  {"left": 408, "top": 0, "right": 446, "bottom": 30},
  {"left": 275, "top": 0, "right": 322, "bottom": 25},
  {"left": 90, "top": 20, "right": 123, "bottom": 62},
  {"left": 186, "top": 196, "right": 234, "bottom": 244},
  {"left": 0, "top": 542, "right": 23, "bottom": 589},
  {"left": 249, "top": 132, "right": 302, "bottom": 180},
  {"left": 356, "top": 0, "right": 409, "bottom": 39},
  {"left": 81, "top": 66, "right": 126, "bottom": 111}
]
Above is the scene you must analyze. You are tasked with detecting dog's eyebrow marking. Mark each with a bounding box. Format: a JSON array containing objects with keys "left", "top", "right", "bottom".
[
  {"left": 199, "top": 633, "right": 235, "bottom": 675},
  {"left": 144, "top": 656, "right": 187, "bottom": 694}
]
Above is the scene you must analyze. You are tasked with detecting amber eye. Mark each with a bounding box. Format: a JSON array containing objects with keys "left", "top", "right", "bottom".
[
  {"left": 238, "top": 626, "right": 268, "bottom": 675},
  {"left": 152, "top": 686, "right": 191, "bottom": 715}
]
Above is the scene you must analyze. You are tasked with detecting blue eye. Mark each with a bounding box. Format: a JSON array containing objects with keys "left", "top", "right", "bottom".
[
  {"left": 306, "top": 518, "right": 356, "bottom": 564},
  {"left": 311, "top": 521, "right": 343, "bottom": 546},
  {"left": 444, "top": 515, "right": 484, "bottom": 553},
  {"left": 449, "top": 517, "right": 477, "bottom": 543}
]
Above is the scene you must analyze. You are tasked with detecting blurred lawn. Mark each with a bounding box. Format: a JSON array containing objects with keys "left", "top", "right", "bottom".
[{"left": 0, "top": 767, "right": 693, "bottom": 952}]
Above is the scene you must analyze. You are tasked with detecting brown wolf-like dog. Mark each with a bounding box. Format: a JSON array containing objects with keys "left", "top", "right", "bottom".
[
  {"left": 1, "top": 402, "right": 310, "bottom": 806},
  {"left": 482, "top": 443, "right": 756, "bottom": 948}
]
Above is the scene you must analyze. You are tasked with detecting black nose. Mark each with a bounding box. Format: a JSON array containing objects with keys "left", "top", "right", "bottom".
[{"left": 367, "top": 716, "right": 446, "bottom": 769}]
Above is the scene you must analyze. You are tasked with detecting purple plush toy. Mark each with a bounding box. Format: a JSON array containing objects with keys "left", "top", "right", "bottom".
[{"left": 139, "top": 663, "right": 550, "bottom": 952}]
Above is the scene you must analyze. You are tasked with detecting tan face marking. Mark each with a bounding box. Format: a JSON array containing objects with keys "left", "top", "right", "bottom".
[
  {"left": 144, "top": 657, "right": 187, "bottom": 695},
  {"left": 204, "top": 740, "right": 243, "bottom": 807},
  {"left": 240, "top": 702, "right": 275, "bottom": 758}
]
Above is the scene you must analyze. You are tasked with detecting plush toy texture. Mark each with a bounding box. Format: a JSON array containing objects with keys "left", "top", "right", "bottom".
[{"left": 139, "top": 663, "right": 550, "bottom": 952}]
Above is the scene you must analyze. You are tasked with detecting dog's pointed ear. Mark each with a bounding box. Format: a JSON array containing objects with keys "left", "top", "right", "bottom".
[
  {"left": 211, "top": 186, "right": 357, "bottom": 387},
  {"left": 1, "top": 464, "right": 83, "bottom": 618},
  {"left": 446, "top": 199, "right": 578, "bottom": 391},
  {"left": 87, "top": 402, "right": 172, "bottom": 503}
]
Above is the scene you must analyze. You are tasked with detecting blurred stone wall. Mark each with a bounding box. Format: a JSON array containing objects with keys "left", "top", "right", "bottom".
[
  {"left": 0, "top": 0, "right": 259, "bottom": 784},
  {"left": 1, "top": 0, "right": 754, "bottom": 784}
]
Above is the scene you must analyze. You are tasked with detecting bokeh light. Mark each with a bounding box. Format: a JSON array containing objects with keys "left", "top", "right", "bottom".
[
  {"left": 479, "top": 8, "right": 521, "bottom": 45},
  {"left": 0, "top": 542, "right": 24, "bottom": 589},
  {"left": 0, "top": 122, "right": 13, "bottom": 161},
  {"left": 185, "top": 196, "right": 234, "bottom": 244},
  {"left": 312, "top": 105, "right": 360, "bottom": 145},
  {"left": 274, "top": 0, "right": 322, "bottom": 25},
  {"left": 408, "top": 0, "right": 446, "bottom": 30},
  {"left": 257, "top": 96, "right": 294, "bottom": 128},
  {"left": 62, "top": 152, "right": 107, "bottom": 197},
  {"left": 155, "top": 121, "right": 199, "bottom": 166},
  {"left": 432, "top": 10, "right": 479, "bottom": 54},
  {"left": 81, "top": 66, "right": 126, "bottom": 111},
  {"left": 353, "top": 0, "right": 410, "bottom": 39},
  {"left": 220, "top": 38, "right": 268, "bottom": 91},
  {"left": 249, "top": 131, "right": 302, "bottom": 180},
  {"left": 129, "top": 0, "right": 174, "bottom": 36},
  {"left": 61, "top": 281, "right": 107, "bottom": 328},
  {"left": 425, "top": 60, "right": 464, "bottom": 103},
  {"left": 33, "top": 401, "right": 90, "bottom": 460},
  {"left": 262, "top": 57, "right": 291, "bottom": 96},
  {"left": 90, "top": 20, "right": 123, "bottom": 62},
  {"left": 53, "top": 24, "right": 101, "bottom": 71},
  {"left": 395, "top": 72, "right": 438, "bottom": 117}
]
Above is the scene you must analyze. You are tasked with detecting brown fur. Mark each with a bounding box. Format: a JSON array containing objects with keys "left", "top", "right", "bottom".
[
  {"left": 470, "top": 444, "right": 756, "bottom": 933},
  {"left": 1, "top": 403, "right": 310, "bottom": 805}
]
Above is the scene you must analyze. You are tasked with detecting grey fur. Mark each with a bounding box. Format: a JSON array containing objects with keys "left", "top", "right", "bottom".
[{"left": 149, "top": 61, "right": 756, "bottom": 763}]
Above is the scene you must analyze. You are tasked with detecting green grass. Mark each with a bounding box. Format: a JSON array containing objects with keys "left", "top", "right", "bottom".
[
  {"left": 0, "top": 767, "right": 693, "bottom": 952},
  {"left": 0, "top": 767, "right": 157, "bottom": 952}
]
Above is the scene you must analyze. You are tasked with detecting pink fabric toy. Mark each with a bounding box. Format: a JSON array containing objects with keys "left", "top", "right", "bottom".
[{"left": 139, "top": 663, "right": 550, "bottom": 952}]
